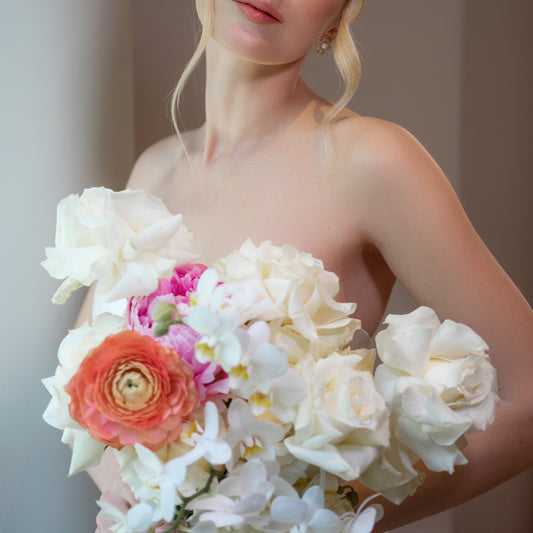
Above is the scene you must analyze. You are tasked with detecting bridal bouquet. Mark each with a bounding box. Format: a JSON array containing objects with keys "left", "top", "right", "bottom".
[{"left": 42, "top": 188, "right": 500, "bottom": 533}]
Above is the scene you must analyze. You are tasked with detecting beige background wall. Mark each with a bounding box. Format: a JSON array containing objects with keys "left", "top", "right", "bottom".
[
  {"left": 455, "top": 4, "right": 533, "bottom": 529},
  {"left": 0, "top": 1, "right": 134, "bottom": 532},
  {"left": 1, "top": 1, "right": 530, "bottom": 532},
  {"left": 461, "top": 1, "right": 533, "bottom": 305}
]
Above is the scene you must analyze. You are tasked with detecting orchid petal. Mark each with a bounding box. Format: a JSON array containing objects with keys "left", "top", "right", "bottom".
[
  {"left": 348, "top": 507, "right": 379, "bottom": 533},
  {"left": 308, "top": 508, "right": 341, "bottom": 532},
  {"left": 271, "top": 497, "right": 307, "bottom": 524}
]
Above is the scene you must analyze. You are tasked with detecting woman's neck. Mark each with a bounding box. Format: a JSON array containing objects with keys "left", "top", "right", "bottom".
[{"left": 202, "top": 40, "right": 315, "bottom": 163}]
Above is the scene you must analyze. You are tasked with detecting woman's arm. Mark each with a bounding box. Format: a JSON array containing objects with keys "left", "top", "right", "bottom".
[{"left": 343, "top": 119, "right": 533, "bottom": 531}]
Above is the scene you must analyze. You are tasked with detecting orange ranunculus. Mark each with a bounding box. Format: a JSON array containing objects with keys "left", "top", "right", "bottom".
[{"left": 66, "top": 330, "right": 199, "bottom": 451}]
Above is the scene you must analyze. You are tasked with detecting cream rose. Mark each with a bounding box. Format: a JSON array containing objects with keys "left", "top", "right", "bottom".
[
  {"left": 42, "top": 187, "right": 196, "bottom": 303},
  {"left": 373, "top": 306, "right": 499, "bottom": 475},
  {"left": 359, "top": 439, "right": 425, "bottom": 504},
  {"left": 215, "top": 240, "right": 360, "bottom": 362},
  {"left": 284, "top": 352, "right": 390, "bottom": 481}
]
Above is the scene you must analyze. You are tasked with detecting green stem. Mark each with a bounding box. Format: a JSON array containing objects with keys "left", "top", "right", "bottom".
[{"left": 158, "top": 466, "right": 226, "bottom": 533}]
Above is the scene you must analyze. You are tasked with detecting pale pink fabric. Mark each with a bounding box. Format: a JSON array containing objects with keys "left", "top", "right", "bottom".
[{"left": 93, "top": 449, "right": 137, "bottom": 533}]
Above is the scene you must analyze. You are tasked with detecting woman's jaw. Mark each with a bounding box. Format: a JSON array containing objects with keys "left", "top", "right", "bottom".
[{"left": 211, "top": 0, "right": 345, "bottom": 66}]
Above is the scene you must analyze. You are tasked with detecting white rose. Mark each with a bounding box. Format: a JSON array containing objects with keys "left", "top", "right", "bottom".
[
  {"left": 284, "top": 353, "right": 389, "bottom": 481},
  {"left": 424, "top": 355, "right": 498, "bottom": 431},
  {"left": 374, "top": 306, "right": 499, "bottom": 475},
  {"left": 215, "top": 240, "right": 360, "bottom": 362},
  {"left": 42, "top": 187, "right": 196, "bottom": 303},
  {"left": 340, "top": 347, "right": 377, "bottom": 374},
  {"left": 358, "top": 440, "right": 425, "bottom": 504},
  {"left": 42, "top": 313, "right": 125, "bottom": 474}
]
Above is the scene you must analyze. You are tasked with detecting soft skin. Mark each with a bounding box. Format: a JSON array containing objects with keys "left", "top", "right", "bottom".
[
  {"left": 77, "top": 1, "right": 533, "bottom": 531},
  {"left": 212, "top": 0, "right": 345, "bottom": 64}
]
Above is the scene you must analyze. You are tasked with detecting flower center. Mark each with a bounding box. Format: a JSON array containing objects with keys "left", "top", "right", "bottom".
[
  {"left": 196, "top": 340, "right": 216, "bottom": 362},
  {"left": 113, "top": 369, "right": 154, "bottom": 409},
  {"left": 249, "top": 392, "right": 271, "bottom": 409},
  {"left": 241, "top": 436, "right": 265, "bottom": 459},
  {"left": 230, "top": 365, "right": 249, "bottom": 381}
]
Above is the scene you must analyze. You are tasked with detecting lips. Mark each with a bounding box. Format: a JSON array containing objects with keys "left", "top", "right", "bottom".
[{"left": 234, "top": 1, "right": 284, "bottom": 24}]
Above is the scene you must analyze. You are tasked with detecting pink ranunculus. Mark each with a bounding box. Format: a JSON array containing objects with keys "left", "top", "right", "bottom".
[
  {"left": 127, "top": 263, "right": 229, "bottom": 405},
  {"left": 66, "top": 331, "right": 199, "bottom": 451}
]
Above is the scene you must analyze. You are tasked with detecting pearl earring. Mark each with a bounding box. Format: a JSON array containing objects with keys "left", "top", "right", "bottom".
[{"left": 314, "top": 35, "right": 333, "bottom": 54}]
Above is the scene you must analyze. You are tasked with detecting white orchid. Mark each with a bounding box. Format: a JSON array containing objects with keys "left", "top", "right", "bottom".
[
  {"left": 126, "top": 444, "right": 187, "bottom": 523},
  {"left": 116, "top": 440, "right": 207, "bottom": 502},
  {"left": 184, "top": 305, "right": 242, "bottom": 372},
  {"left": 179, "top": 269, "right": 242, "bottom": 372},
  {"left": 188, "top": 269, "right": 227, "bottom": 311},
  {"left": 224, "top": 399, "right": 286, "bottom": 470},
  {"left": 340, "top": 495, "right": 384, "bottom": 533},
  {"left": 228, "top": 321, "right": 306, "bottom": 422},
  {"left": 189, "top": 267, "right": 268, "bottom": 325},
  {"left": 181, "top": 402, "right": 232, "bottom": 467},
  {"left": 191, "top": 459, "right": 278, "bottom": 529},
  {"left": 42, "top": 187, "right": 196, "bottom": 303},
  {"left": 96, "top": 500, "right": 154, "bottom": 533},
  {"left": 270, "top": 485, "right": 342, "bottom": 533},
  {"left": 229, "top": 322, "right": 286, "bottom": 392},
  {"left": 184, "top": 269, "right": 275, "bottom": 373},
  {"left": 261, "top": 367, "right": 308, "bottom": 424}
]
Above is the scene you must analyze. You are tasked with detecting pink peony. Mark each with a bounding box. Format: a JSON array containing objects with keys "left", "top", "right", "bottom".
[
  {"left": 128, "top": 263, "right": 208, "bottom": 334},
  {"left": 66, "top": 331, "right": 198, "bottom": 451},
  {"left": 127, "top": 264, "right": 229, "bottom": 404}
]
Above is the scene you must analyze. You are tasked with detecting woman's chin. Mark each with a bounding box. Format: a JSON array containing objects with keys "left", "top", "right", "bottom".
[{"left": 211, "top": 30, "right": 307, "bottom": 67}]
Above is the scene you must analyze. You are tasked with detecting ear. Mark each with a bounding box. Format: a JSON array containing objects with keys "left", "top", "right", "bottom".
[
  {"left": 327, "top": 27, "right": 338, "bottom": 40},
  {"left": 319, "top": 26, "right": 337, "bottom": 44}
]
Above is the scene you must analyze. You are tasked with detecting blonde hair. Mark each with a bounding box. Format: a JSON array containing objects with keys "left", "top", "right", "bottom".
[
  {"left": 325, "top": 0, "right": 365, "bottom": 126},
  {"left": 170, "top": 0, "right": 365, "bottom": 134},
  {"left": 170, "top": 0, "right": 215, "bottom": 141}
]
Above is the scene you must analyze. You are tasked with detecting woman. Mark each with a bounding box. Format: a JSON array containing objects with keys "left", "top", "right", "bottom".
[{"left": 78, "top": 1, "right": 533, "bottom": 531}]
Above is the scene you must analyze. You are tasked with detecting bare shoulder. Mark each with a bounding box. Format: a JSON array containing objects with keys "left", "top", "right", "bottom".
[
  {"left": 331, "top": 115, "right": 448, "bottom": 190},
  {"left": 126, "top": 135, "right": 180, "bottom": 191},
  {"left": 126, "top": 129, "right": 201, "bottom": 192},
  {"left": 328, "top": 115, "right": 462, "bottom": 242}
]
